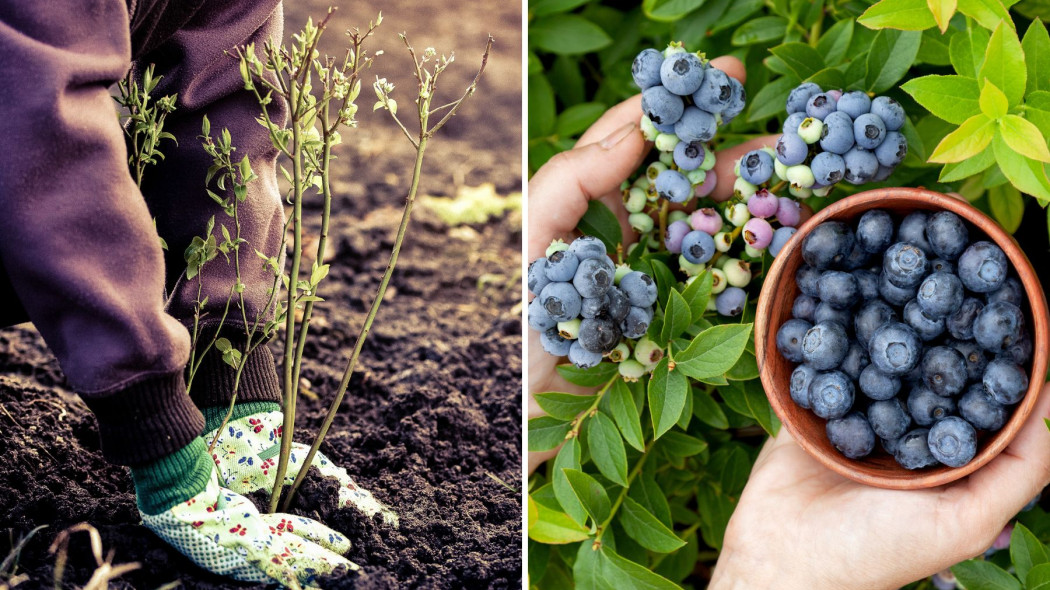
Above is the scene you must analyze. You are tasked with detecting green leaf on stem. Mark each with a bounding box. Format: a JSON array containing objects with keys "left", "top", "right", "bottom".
[
  {"left": 675, "top": 324, "right": 753, "bottom": 380},
  {"left": 661, "top": 289, "right": 692, "bottom": 345},
  {"left": 951, "top": 559, "right": 1022, "bottom": 590},
  {"left": 1024, "top": 19, "right": 1050, "bottom": 95},
  {"left": 577, "top": 201, "right": 623, "bottom": 254},
  {"left": 858, "top": 0, "right": 937, "bottom": 30},
  {"left": 1026, "top": 91, "right": 1050, "bottom": 138},
  {"left": 528, "top": 496, "right": 591, "bottom": 544},
  {"left": 692, "top": 388, "right": 730, "bottom": 429},
  {"left": 529, "top": 416, "right": 571, "bottom": 451},
  {"left": 988, "top": 178, "right": 1027, "bottom": 234},
  {"left": 748, "top": 75, "right": 800, "bottom": 122},
  {"left": 928, "top": 0, "right": 957, "bottom": 33},
  {"left": 979, "top": 79, "right": 1010, "bottom": 119},
  {"left": 1011, "top": 522, "right": 1050, "bottom": 582},
  {"left": 536, "top": 392, "right": 599, "bottom": 421},
  {"left": 979, "top": 21, "right": 1027, "bottom": 106},
  {"left": 681, "top": 271, "right": 712, "bottom": 323},
  {"left": 587, "top": 411, "right": 629, "bottom": 486},
  {"left": 557, "top": 362, "right": 619, "bottom": 387},
  {"left": 530, "top": 15, "right": 613, "bottom": 55},
  {"left": 1001, "top": 114, "right": 1050, "bottom": 162},
  {"left": 727, "top": 350, "right": 760, "bottom": 381},
  {"left": 649, "top": 358, "right": 689, "bottom": 440},
  {"left": 731, "top": 16, "right": 788, "bottom": 46},
  {"left": 528, "top": 74, "right": 556, "bottom": 138},
  {"left": 642, "top": 0, "right": 707, "bottom": 22},
  {"left": 556, "top": 102, "right": 607, "bottom": 138},
  {"left": 957, "top": 0, "right": 1014, "bottom": 32},
  {"left": 619, "top": 496, "right": 687, "bottom": 553},
  {"left": 562, "top": 468, "right": 611, "bottom": 524},
  {"left": 656, "top": 431, "right": 708, "bottom": 457},
  {"left": 992, "top": 133, "right": 1050, "bottom": 204},
  {"left": 940, "top": 144, "right": 996, "bottom": 181},
  {"left": 817, "top": 19, "right": 855, "bottom": 65},
  {"left": 631, "top": 471, "right": 673, "bottom": 527},
  {"left": 950, "top": 22, "right": 991, "bottom": 78},
  {"left": 866, "top": 30, "right": 922, "bottom": 93},
  {"left": 553, "top": 438, "right": 587, "bottom": 526},
  {"left": 929, "top": 113, "right": 994, "bottom": 162},
  {"left": 769, "top": 43, "right": 825, "bottom": 79},
  {"left": 1029, "top": 563, "right": 1050, "bottom": 590},
  {"left": 601, "top": 546, "right": 682, "bottom": 589},
  {"left": 606, "top": 379, "right": 645, "bottom": 452}
]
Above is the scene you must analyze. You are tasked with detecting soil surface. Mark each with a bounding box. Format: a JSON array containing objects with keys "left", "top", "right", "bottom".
[{"left": 0, "top": 0, "right": 522, "bottom": 588}]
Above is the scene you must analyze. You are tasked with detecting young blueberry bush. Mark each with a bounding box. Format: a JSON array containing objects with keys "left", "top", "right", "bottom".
[{"left": 528, "top": 1, "right": 1050, "bottom": 588}]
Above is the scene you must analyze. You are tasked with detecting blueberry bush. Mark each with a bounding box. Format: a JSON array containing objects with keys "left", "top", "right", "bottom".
[{"left": 527, "top": 1, "right": 1050, "bottom": 588}]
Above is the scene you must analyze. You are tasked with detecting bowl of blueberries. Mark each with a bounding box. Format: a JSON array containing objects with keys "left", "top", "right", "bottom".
[{"left": 755, "top": 188, "right": 1048, "bottom": 489}]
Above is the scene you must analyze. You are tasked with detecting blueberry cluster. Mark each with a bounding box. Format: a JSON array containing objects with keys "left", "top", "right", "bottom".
[
  {"left": 761, "top": 83, "right": 907, "bottom": 196},
  {"left": 776, "top": 209, "right": 1032, "bottom": 469},
  {"left": 631, "top": 44, "right": 745, "bottom": 213},
  {"left": 528, "top": 236, "right": 657, "bottom": 369}
]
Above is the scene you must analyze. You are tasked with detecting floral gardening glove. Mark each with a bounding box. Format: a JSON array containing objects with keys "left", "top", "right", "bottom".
[
  {"left": 133, "top": 438, "right": 356, "bottom": 588},
  {"left": 204, "top": 402, "right": 399, "bottom": 526}
]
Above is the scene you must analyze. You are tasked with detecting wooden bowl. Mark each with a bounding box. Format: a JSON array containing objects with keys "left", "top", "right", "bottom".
[{"left": 755, "top": 188, "right": 1049, "bottom": 489}]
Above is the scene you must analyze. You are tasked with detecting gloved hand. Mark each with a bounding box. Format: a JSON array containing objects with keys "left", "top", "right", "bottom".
[
  {"left": 141, "top": 466, "right": 356, "bottom": 589},
  {"left": 206, "top": 409, "right": 399, "bottom": 526}
]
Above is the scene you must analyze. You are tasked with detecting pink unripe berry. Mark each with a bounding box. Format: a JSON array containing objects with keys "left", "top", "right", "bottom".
[
  {"left": 776, "top": 197, "right": 801, "bottom": 227},
  {"left": 827, "top": 89, "right": 843, "bottom": 101},
  {"left": 664, "top": 220, "right": 691, "bottom": 254},
  {"left": 743, "top": 217, "right": 774, "bottom": 249},
  {"left": 689, "top": 207, "right": 723, "bottom": 235},
  {"left": 746, "top": 189, "right": 779, "bottom": 219},
  {"left": 694, "top": 169, "right": 718, "bottom": 198},
  {"left": 992, "top": 524, "right": 1013, "bottom": 551}
]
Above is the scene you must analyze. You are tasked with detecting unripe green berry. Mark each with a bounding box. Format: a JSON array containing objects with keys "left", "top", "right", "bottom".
[
  {"left": 813, "top": 185, "right": 833, "bottom": 197},
  {"left": 798, "top": 117, "right": 823, "bottom": 144},
  {"left": 714, "top": 231, "right": 734, "bottom": 252},
  {"left": 668, "top": 210, "right": 689, "bottom": 225},
  {"left": 647, "top": 234, "right": 661, "bottom": 250},
  {"left": 786, "top": 165, "right": 815, "bottom": 189},
  {"left": 655, "top": 133, "right": 679, "bottom": 153},
  {"left": 640, "top": 115, "right": 660, "bottom": 141},
  {"left": 634, "top": 336, "right": 664, "bottom": 366},
  {"left": 659, "top": 150, "right": 675, "bottom": 166},
  {"left": 646, "top": 162, "right": 667, "bottom": 181},
  {"left": 546, "top": 239, "right": 569, "bottom": 257},
  {"left": 716, "top": 256, "right": 736, "bottom": 270},
  {"left": 710, "top": 268, "right": 728, "bottom": 294},
  {"left": 700, "top": 146, "right": 717, "bottom": 171},
  {"left": 663, "top": 43, "right": 686, "bottom": 58},
  {"left": 625, "top": 187, "right": 647, "bottom": 213},
  {"left": 774, "top": 158, "right": 789, "bottom": 182},
  {"left": 744, "top": 243, "right": 764, "bottom": 258},
  {"left": 558, "top": 318, "right": 581, "bottom": 339},
  {"left": 632, "top": 176, "right": 650, "bottom": 190},
  {"left": 761, "top": 146, "right": 777, "bottom": 160},
  {"left": 619, "top": 359, "right": 647, "bottom": 381},
  {"left": 678, "top": 254, "right": 706, "bottom": 276},
  {"left": 789, "top": 185, "right": 812, "bottom": 199},
  {"left": 686, "top": 169, "right": 707, "bottom": 186},
  {"left": 614, "top": 263, "right": 632, "bottom": 284},
  {"left": 725, "top": 259, "right": 752, "bottom": 287},
  {"left": 732, "top": 159, "right": 741, "bottom": 176},
  {"left": 706, "top": 297, "right": 718, "bottom": 311},
  {"left": 733, "top": 177, "right": 758, "bottom": 200},
  {"left": 629, "top": 212, "right": 655, "bottom": 233},
  {"left": 727, "top": 203, "right": 751, "bottom": 227},
  {"left": 608, "top": 341, "right": 631, "bottom": 363}
]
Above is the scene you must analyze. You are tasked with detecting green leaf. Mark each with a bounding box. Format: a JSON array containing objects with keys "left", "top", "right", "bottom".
[
  {"left": 648, "top": 358, "right": 689, "bottom": 440},
  {"left": 940, "top": 144, "right": 997, "bottom": 181},
  {"left": 601, "top": 546, "right": 682, "bottom": 589},
  {"left": 1028, "top": 563, "right": 1050, "bottom": 590},
  {"left": 529, "top": 416, "right": 571, "bottom": 451},
  {"left": 695, "top": 481, "right": 735, "bottom": 550},
  {"left": 980, "top": 80, "right": 1010, "bottom": 119},
  {"left": 979, "top": 21, "right": 1027, "bottom": 106},
  {"left": 607, "top": 379, "right": 645, "bottom": 451},
  {"left": 1026, "top": 91, "right": 1050, "bottom": 137},
  {"left": 726, "top": 350, "right": 759, "bottom": 381},
  {"left": 528, "top": 496, "right": 591, "bottom": 544},
  {"left": 530, "top": 0, "right": 592, "bottom": 17},
  {"left": 642, "top": 0, "right": 706, "bottom": 21},
  {"left": 807, "top": 67, "right": 847, "bottom": 90},
  {"left": 657, "top": 431, "right": 708, "bottom": 456},
  {"left": 1024, "top": 20, "right": 1050, "bottom": 95},
  {"left": 577, "top": 201, "right": 623, "bottom": 254},
  {"left": 748, "top": 75, "right": 800, "bottom": 121},
  {"left": 929, "top": 114, "right": 995, "bottom": 162},
  {"left": 731, "top": 16, "right": 788, "bottom": 46},
  {"left": 1001, "top": 114, "right": 1050, "bottom": 162},
  {"left": 711, "top": 446, "right": 752, "bottom": 495},
  {"left": 587, "top": 412, "right": 629, "bottom": 486},
  {"left": 528, "top": 74, "right": 556, "bottom": 138},
  {"left": 866, "top": 30, "right": 923, "bottom": 93},
  {"left": 553, "top": 438, "right": 587, "bottom": 526},
  {"left": 619, "top": 497, "right": 687, "bottom": 553},
  {"left": 951, "top": 559, "right": 1022, "bottom": 590},
  {"left": 536, "top": 392, "right": 599, "bottom": 421},
  {"left": 743, "top": 380, "right": 781, "bottom": 436},
  {"left": 556, "top": 102, "right": 606, "bottom": 138},
  {"left": 919, "top": 26, "right": 954, "bottom": 66},
  {"left": 710, "top": 0, "right": 763, "bottom": 34},
  {"left": 530, "top": 16, "right": 613, "bottom": 55},
  {"left": 958, "top": 0, "right": 1014, "bottom": 32},
  {"left": 858, "top": 0, "right": 937, "bottom": 30},
  {"left": 562, "top": 469, "right": 612, "bottom": 524},
  {"left": 631, "top": 472, "right": 673, "bottom": 527},
  {"left": 649, "top": 259, "right": 677, "bottom": 308},
  {"left": 557, "top": 362, "right": 619, "bottom": 387},
  {"left": 675, "top": 324, "right": 754, "bottom": 380},
  {"left": 951, "top": 21, "right": 991, "bottom": 78},
  {"left": 989, "top": 178, "right": 1027, "bottom": 233},
  {"left": 692, "top": 389, "right": 730, "bottom": 429},
  {"left": 1012, "top": 522, "right": 1050, "bottom": 582},
  {"left": 769, "top": 43, "right": 825, "bottom": 79},
  {"left": 661, "top": 290, "right": 692, "bottom": 344},
  {"left": 816, "top": 21, "right": 854, "bottom": 67},
  {"left": 1016, "top": 0, "right": 1050, "bottom": 20},
  {"left": 928, "top": 0, "right": 957, "bottom": 32},
  {"left": 993, "top": 133, "right": 1050, "bottom": 203},
  {"left": 681, "top": 271, "right": 712, "bottom": 323}
]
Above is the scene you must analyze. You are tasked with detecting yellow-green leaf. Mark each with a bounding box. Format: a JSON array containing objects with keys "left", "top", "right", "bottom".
[
  {"left": 988, "top": 184, "right": 1025, "bottom": 233},
  {"left": 979, "top": 79, "right": 1009, "bottom": 119},
  {"left": 992, "top": 134, "right": 1050, "bottom": 204},
  {"left": 859, "top": 0, "right": 937, "bottom": 30},
  {"left": 528, "top": 497, "right": 591, "bottom": 544},
  {"left": 928, "top": 0, "right": 957, "bottom": 33},
  {"left": 929, "top": 114, "right": 995, "bottom": 162},
  {"left": 957, "top": 0, "right": 1014, "bottom": 32},
  {"left": 979, "top": 21, "right": 1027, "bottom": 106},
  {"left": 1000, "top": 114, "right": 1050, "bottom": 162}
]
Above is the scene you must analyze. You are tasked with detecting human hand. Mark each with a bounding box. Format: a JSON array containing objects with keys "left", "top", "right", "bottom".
[
  {"left": 710, "top": 381, "right": 1050, "bottom": 590},
  {"left": 527, "top": 56, "right": 778, "bottom": 474},
  {"left": 141, "top": 469, "right": 357, "bottom": 589},
  {"left": 206, "top": 410, "right": 399, "bottom": 526}
]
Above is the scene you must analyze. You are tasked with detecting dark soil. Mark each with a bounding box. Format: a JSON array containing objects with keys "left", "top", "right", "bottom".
[{"left": 0, "top": 0, "right": 522, "bottom": 588}]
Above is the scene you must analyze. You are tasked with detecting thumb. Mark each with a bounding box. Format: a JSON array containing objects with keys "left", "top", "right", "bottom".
[{"left": 527, "top": 119, "right": 649, "bottom": 262}]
